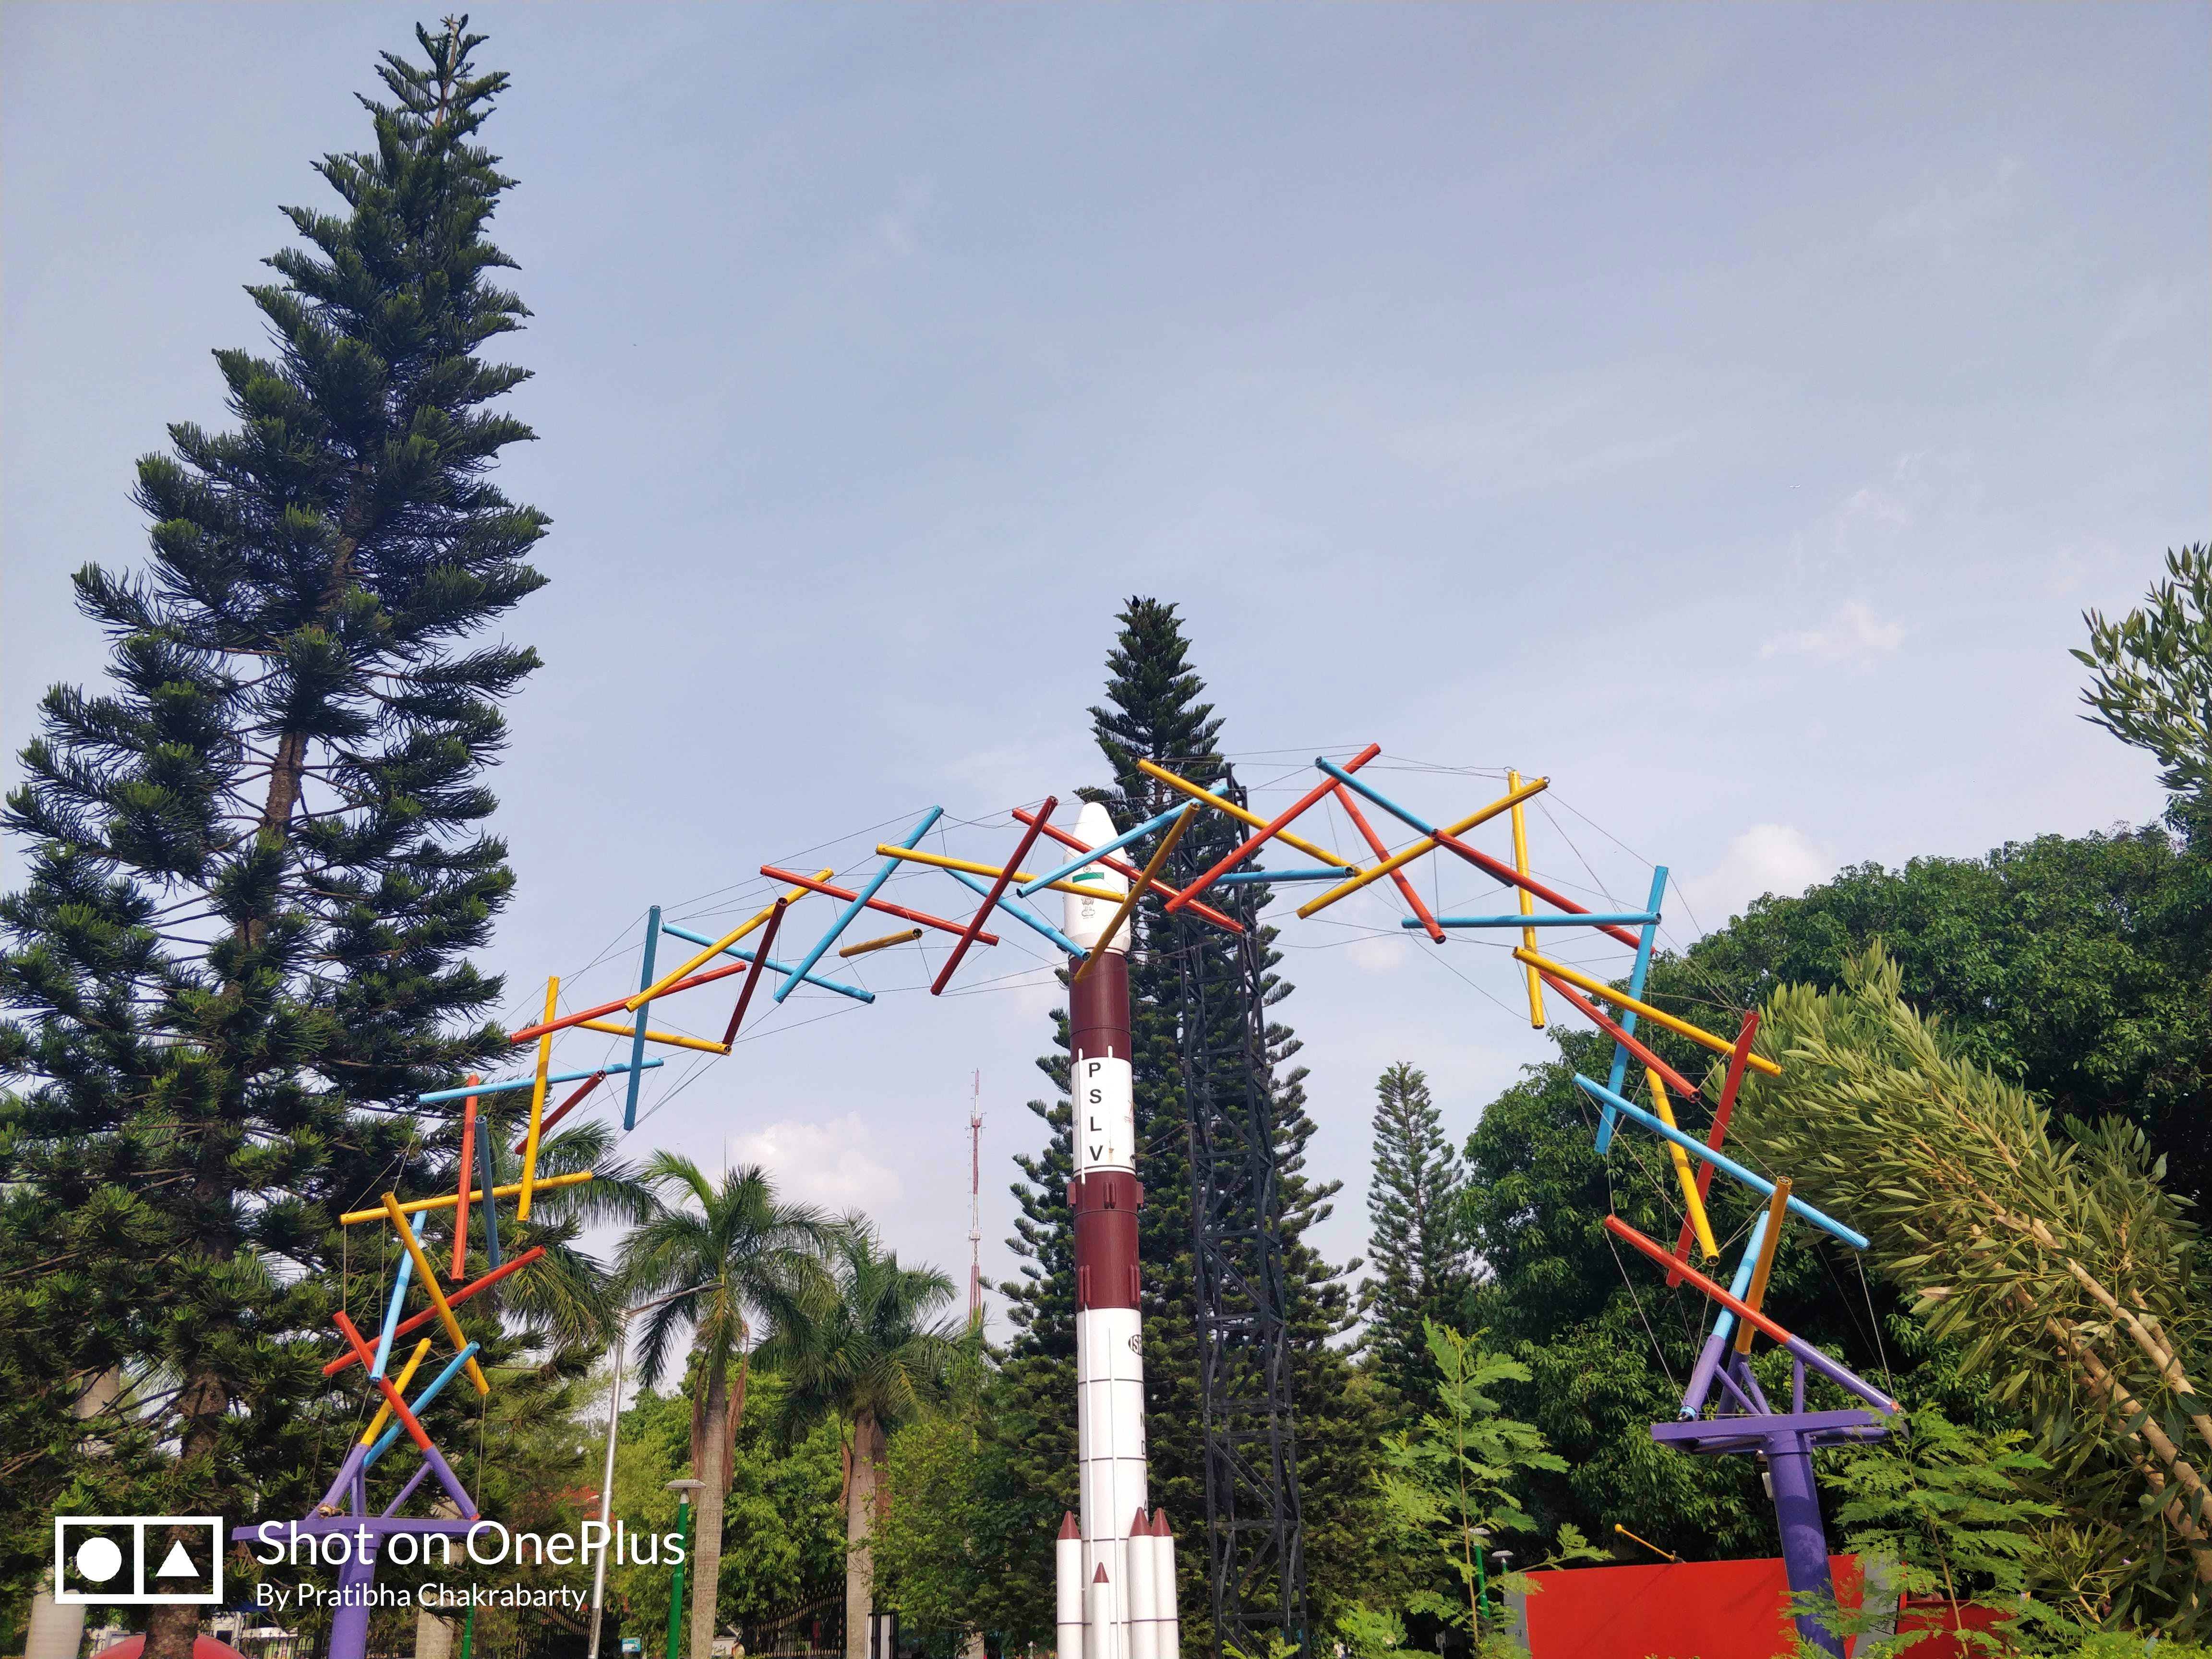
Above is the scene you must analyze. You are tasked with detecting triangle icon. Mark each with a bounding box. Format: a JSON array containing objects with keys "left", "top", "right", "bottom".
[{"left": 155, "top": 1540, "right": 198, "bottom": 1578}]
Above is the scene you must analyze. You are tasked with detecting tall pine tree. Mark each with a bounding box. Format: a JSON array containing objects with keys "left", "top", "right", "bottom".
[
  {"left": 1357, "top": 1062, "right": 1470, "bottom": 1404},
  {"left": 0, "top": 22, "right": 547, "bottom": 1648},
  {"left": 1000, "top": 599, "right": 1387, "bottom": 1649}
]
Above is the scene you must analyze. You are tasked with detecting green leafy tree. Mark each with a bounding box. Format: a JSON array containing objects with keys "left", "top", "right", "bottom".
[
  {"left": 0, "top": 19, "right": 547, "bottom": 1647},
  {"left": 870, "top": 1340, "right": 1063, "bottom": 1654},
  {"left": 1741, "top": 946, "right": 2212, "bottom": 1634},
  {"left": 618, "top": 1157, "right": 832, "bottom": 1659},
  {"left": 604, "top": 1374, "right": 846, "bottom": 1653},
  {"left": 1815, "top": 1405, "right": 2058, "bottom": 1653},
  {"left": 1669, "top": 828, "right": 2212, "bottom": 1209},
  {"left": 1361, "top": 1063, "right": 1471, "bottom": 1404},
  {"left": 1002, "top": 598, "right": 1383, "bottom": 1650},
  {"left": 2076, "top": 544, "right": 2212, "bottom": 811},
  {"left": 1372, "top": 1321, "right": 1603, "bottom": 1651},
  {"left": 774, "top": 1224, "right": 958, "bottom": 1659}
]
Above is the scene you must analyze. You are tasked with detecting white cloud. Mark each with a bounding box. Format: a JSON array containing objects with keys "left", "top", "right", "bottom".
[
  {"left": 1679, "top": 824, "right": 1834, "bottom": 931},
  {"left": 727, "top": 1114, "right": 903, "bottom": 1212},
  {"left": 1840, "top": 486, "right": 1913, "bottom": 530},
  {"left": 1758, "top": 600, "right": 1905, "bottom": 663}
]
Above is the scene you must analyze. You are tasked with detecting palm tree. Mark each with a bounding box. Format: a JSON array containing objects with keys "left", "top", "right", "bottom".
[
  {"left": 618, "top": 1155, "right": 833, "bottom": 1659},
  {"left": 772, "top": 1222, "right": 958, "bottom": 1659}
]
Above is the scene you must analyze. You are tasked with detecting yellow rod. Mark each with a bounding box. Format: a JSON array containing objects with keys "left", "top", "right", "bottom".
[
  {"left": 361, "top": 1337, "right": 433, "bottom": 1444},
  {"left": 625, "top": 870, "right": 831, "bottom": 1010},
  {"left": 577, "top": 1019, "right": 731, "bottom": 1056},
  {"left": 1135, "top": 759, "right": 1358, "bottom": 871},
  {"left": 1613, "top": 1524, "right": 1680, "bottom": 1564},
  {"left": 839, "top": 927, "right": 923, "bottom": 959},
  {"left": 1648, "top": 1069, "right": 1719, "bottom": 1261},
  {"left": 1297, "top": 777, "right": 1550, "bottom": 919},
  {"left": 1510, "top": 949, "right": 1782, "bottom": 1076},
  {"left": 1509, "top": 769, "right": 1544, "bottom": 1029},
  {"left": 1735, "top": 1178, "right": 1793, "bottom": 1356},
  {"left": 518, "top": 977, "right": 556, "bottom": 1221},
  {"left": 341, "top": 1170, "right": 594, "bottom": 1225},
  {"left": 874, "top": 844, "right": 1102, "bottom": 901},
  {"left": 1074, "top": 805, "right": 1195, "bottom": 984},
  {"left": 380, "top": 1193, "right": 490, "bottom": 1395}
]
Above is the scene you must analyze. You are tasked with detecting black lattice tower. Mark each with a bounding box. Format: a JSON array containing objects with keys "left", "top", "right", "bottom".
[{"left": 1168, "top": 769, "right": 1310, "bottom": 1659}]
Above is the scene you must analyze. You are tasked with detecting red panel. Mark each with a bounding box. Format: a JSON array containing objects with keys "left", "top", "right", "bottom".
[
  {"left": 1522, "top": 1556, "right": 1864, "bottom": 1659},
  {"left": 1897, "top": 1598, "right": 2006, "bottom": 1659}
]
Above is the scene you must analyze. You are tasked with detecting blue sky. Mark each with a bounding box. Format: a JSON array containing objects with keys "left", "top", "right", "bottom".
[{"left": 4, "top": 3, "right": 2206, "bottom": 1319}]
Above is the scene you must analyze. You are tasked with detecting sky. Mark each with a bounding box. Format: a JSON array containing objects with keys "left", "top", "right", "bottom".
[{"left": 3, "top": 3, "right": 2207, "bottom": 1338}]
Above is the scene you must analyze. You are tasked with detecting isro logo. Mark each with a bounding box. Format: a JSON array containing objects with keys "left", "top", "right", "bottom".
[{"left": 54, "top": 1518, "right": 224, "bottom": 1604}]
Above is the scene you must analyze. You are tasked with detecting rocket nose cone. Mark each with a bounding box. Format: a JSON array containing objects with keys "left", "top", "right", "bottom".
[
  {"left": 1072, "top": 801, "right": 1120, "bottom": 847},
  {"left": 1094, "top": 1565, "right": 1109, "bottom": 1583},
  {"left": 1062, "top": 801, "right": 1131, "bottom": 952}
]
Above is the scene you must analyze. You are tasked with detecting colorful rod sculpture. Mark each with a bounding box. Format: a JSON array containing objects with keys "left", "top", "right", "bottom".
[{"left": 293, "top": 741, "right": 1889, "bottom": 1659}]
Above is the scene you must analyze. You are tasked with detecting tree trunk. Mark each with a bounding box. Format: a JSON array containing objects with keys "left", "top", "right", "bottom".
[
  {"left": 689, "top": 1359, "right": 731, "bottom": 1659},
  {"left": 844, "top": 1411, "right": 886, "bottom": 1659},
  {"left": 144, "top": 1363, "right": 232, "bottom": 1659}
]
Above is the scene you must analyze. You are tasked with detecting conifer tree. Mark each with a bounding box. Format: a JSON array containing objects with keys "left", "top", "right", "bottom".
[
  {"left": 1358, "top": 1063, "right": 1471, "bottom": 1404},
  {"left": 1001, "top": 599, "right": 1386, "bottom": 1646},
  {"left": 0, "top": 22, "right": 545, "bottom": 1648}
]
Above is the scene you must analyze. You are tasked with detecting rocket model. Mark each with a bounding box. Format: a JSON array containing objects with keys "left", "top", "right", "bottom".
[{"left": 1057, "top": 802, "right": 1179, "bottom": 1659}]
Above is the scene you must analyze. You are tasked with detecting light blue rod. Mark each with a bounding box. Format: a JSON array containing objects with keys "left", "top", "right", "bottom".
[
  {"left": 659, "top": 925, "right": 875, "bottom": 1004},
  {"left": 1680, "top": 1211, "right": 1772, "bottom": 1417},
  {"left": 1017, "top": 805, "right": 1189, "bottom": 897},
  {"left": 417, "top": 1062, "right": 663, "bottom": 1105},
  {"left": 1595, "top": 866, "right": 1669, "bottom": 1154},
  {"left": 364, "top": 1341, "right": 483, "bottom": 1469},
  {"left": 476, "top": 1113, "right": 501, "bottom": 1271},
  {"left": 370, "top": 1212, "right": 429, "bottom": 1380},
  {"left": 1314, "top": 758, "right": 1445, "bottom": 840},
  {"left": 941, "top": 866, "right": 1087, "bottom": 957},
  {"left": 1404, "top": 912, "right": 1661, "bottom": 928},
  {"left": 1573, "top": 1073, "right": 1870, "bottom": 1250},
  {"left": 1214, "top": 868, "right": 1346, "bottom": 884},
  {"left": 775, "top": 807, "right": 941, "bottom": 1003},
  {"left": 624, "top": 906, "right": 661, "bottom": 1132},
  {"left": 1708, "top": 1212, "right": 1770, "bottom": 1353}
]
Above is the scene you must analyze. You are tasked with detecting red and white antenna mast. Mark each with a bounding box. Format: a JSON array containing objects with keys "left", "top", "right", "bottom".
[{"left": 967, "top": 1068, "right": 985, "bottom": 1326}]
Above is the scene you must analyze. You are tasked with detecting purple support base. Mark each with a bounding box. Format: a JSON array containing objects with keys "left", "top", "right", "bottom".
[
  {"left": 231, "top": 1516, "right": 477, "bottom": 1659},
  {"left": 331, "top": 1544, "right": 377, "bottom": 1659},
  {"left": 1653, "top": 1407, "right": 1893, "bottom": 1659}
]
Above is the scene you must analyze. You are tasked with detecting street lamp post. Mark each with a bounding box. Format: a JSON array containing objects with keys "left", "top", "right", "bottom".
[
  {"left": 587, "top": 1286, "right": 711, "bottom": 1659},
  {"left": 665, "top": 1479, "right": 703, "bottom": 1659}
]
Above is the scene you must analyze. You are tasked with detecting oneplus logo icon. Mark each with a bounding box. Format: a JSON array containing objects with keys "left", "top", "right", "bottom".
[{"left": 53, "top": 1517, "right": 223, "bottom": 1603}]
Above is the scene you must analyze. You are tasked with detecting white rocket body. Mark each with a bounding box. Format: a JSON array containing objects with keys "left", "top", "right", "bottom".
[
  {"left": 1053, "top": 801, "right": 1174, "bottom": 1659},
  {"left": 1056, "top": 1516, "right": 1086, "bottom": 1659}
]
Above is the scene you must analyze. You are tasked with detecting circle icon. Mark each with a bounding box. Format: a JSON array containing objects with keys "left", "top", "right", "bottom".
[{"left": 74, "top": 1536, "right": 124, "bottom": 1584}]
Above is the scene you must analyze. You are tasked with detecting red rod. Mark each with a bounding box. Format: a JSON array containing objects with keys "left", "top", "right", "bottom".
[
  {"left": 509, "top": 958, "right": 754, "bottom": 1045},
  {"left": 759, "top": 865, "right": 998, "bottom": 945},
  {"left": 451, "top": 1078, "right": 478, "bottom": 1278},
  {"left": 722, "top": 899, "right": 787, "bottom": 1045},
  {"left": 935, "top": 798, "right": 1055, "bottom": 995},
  {"left": 1538, "top": 973, "right": 1704, "bottom": 1101},
  {"left": 322, "top": 1246, "right": 547, "bottom": 1377},
  {"left": 1169, "top": 745, "right": 1380, "bottom": 909},
  {"left": 1430, "top": 830, "right": 1643, "bottom": 950},
  {"left": 1670, "top": 1010, "right": 1761, "bottom": 1285},
  {"left": 514, "top": 1070, "right": 607, "bottom": 1154},
  {"left": 1011, "top": 807, "right": 1244, "bottom": 934},
  {"left": 1332, "top": 781, "right": 1444, "bottom": 943},
  {"left": 1606, "top": 1215, "right": 1799, "bottom": 1351},
  {"left": 332, "top": 1310, "right": 438, "bottom": 1453}
]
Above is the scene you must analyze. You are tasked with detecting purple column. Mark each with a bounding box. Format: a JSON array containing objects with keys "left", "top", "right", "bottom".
[
  {"left": 1765, "top": 1431, "right": 1842, "bottom": 1658},
  {"left": 328, "top": 1534, "right": 379, "bottom": 1659}
]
